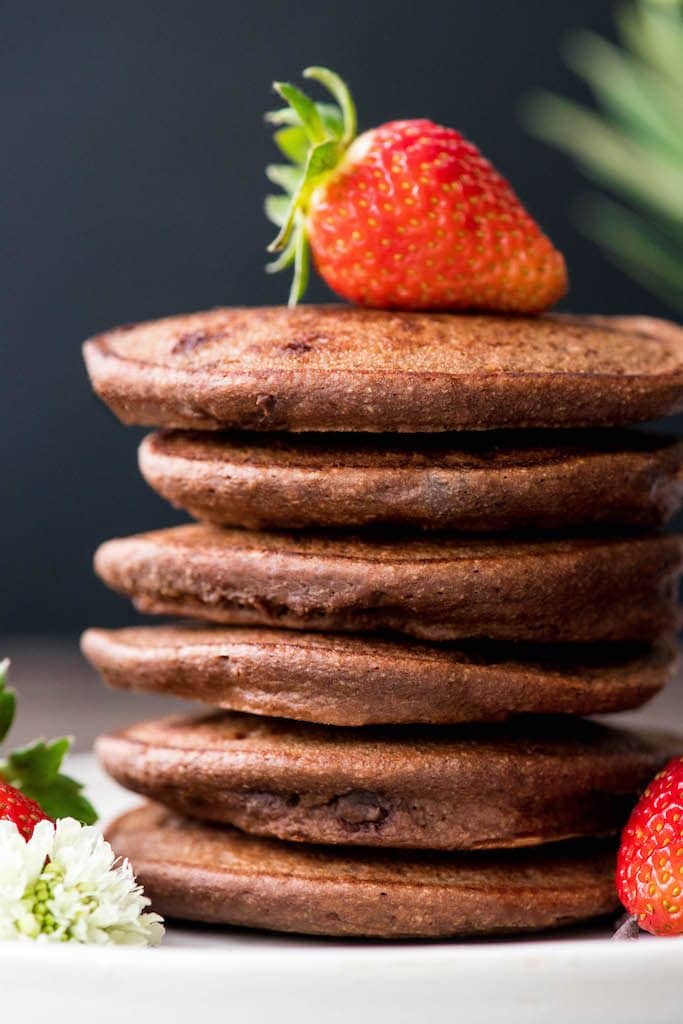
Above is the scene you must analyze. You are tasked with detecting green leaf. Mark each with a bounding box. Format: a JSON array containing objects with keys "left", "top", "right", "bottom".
[
  {"left": 266, "top": 228, "right": 297, "bottom": 273},
  {"left": 617, "top": 1, "right": 683, "bottom": 89},
  {"left": 317, "top": 102, "right": 345, "bottom": 140},
  {"left": 7, "top": 736, "right": 71, "bottom": 778},
  {"left": 289, "top": 220, "right": 310, "bottom": 307},
  {"left": 265, "top": 66, "right": 358, "bottom": 304},
  {"left": 269, "top": 138, "right": 340, "bottom": 251},
  {"left": 304, "top": 67, "right": 357, "bottom": 145},
  {"left": 265, "top": 106, "right": 305, "bottom": 127},
  {"left": 0, "top": 737, "right": 98, "bottom": 824},
  {"left": 264, "top": 194, "right": 291, "bottom": 228},
  {"left": 304, "top": 137, "right": 341, "bottom": 179},
  {"left": 523, "top": 92, "right": 683, "bottom": 224},
  {"left": 270, "top": 106, "right": 343, "bottom": 165},
  {"left": 273, "top": 125, "right": 309, "bottom": 164},
  {"left": 265, "top": 163, "right": 303, "bottom": 193},
  {"left": 23, "top": 775, "right": 98, "bottom": 826},
  {"left": 267, "top": 102, "right": 343, "bottom": 137},
  {"left": 0, "top": 659, "right": 16, "bottom": 744},
  {"left": 272, "top": 82, "right": 327, "bottom": 145},
  {"left": 522, "top": 1, "right": 683, "bottom": 313},
  {"left": 576, "top": 194, "right": 683, "bottom": 313},
  {"left": 564, "top": 30, "right": 683, "bottom": 162}
]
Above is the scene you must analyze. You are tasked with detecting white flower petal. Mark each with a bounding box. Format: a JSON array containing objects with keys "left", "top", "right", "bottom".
[{"left": 0, "top": 816, "right": 164, "bottom": 946}]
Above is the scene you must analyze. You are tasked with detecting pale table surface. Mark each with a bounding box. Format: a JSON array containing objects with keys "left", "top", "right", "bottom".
[
  {"left": 2, "top": 635, "right": 683, "bottom": 1024},
  {"left": 1, "top": 634, "right": 199, "bottom": 749}
]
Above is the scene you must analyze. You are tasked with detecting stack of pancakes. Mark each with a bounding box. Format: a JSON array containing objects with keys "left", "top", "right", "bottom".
[{"left": 82, "top": 306, "right": 683, "bottom": 939}]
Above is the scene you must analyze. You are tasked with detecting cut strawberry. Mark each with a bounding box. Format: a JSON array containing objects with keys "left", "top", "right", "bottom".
[{"left": 0, "top": 779, "right": 52, "bottom": 841}]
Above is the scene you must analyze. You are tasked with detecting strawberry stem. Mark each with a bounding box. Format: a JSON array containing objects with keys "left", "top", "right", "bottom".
[
  {"left": 303, "top": 67, "right": 357, "bottom": 145},
  {"left": 273, "top": 82, "right": 328, "bottom": 146},
  {"left": 265, "top": 232, "right": 297, "bottom": 273},
  {"left": 264, "top": 66, "right": 359, "bottom": 304},
  {"left": 291, "top": 218, "right": 310, "bottom": 306}
]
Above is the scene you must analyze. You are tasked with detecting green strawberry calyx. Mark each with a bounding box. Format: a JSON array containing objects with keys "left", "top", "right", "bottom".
[
  {"left": 0, "top": 659, "right": 97, "bottom": 825},
  {"left": 265, "top": 66, "right": 358, "bottom": 305}
]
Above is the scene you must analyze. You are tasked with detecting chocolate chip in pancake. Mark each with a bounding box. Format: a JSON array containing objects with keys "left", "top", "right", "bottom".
[
  {"left": 106, "top": 802, "right": 619, "bottom": 938},
  {"left": 97, "top": 712, "right": 682, "bottom": 850}
]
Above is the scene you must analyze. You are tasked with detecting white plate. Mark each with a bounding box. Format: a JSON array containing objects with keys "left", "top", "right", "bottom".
[{"left": 5, "top": 754, "right": 682, "bottom": 1024}]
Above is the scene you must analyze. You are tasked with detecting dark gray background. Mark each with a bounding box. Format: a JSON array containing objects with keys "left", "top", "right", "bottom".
[{"left": 1, "top": 0, "right": 675, "bottom": 634}]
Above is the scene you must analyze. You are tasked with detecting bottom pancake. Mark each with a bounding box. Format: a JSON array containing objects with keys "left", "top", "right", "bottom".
[
  {"left": 97, "top": 712, "right": 683, "bottom": 850},
  {"left": 107, "top": 803, "right": 619, "bottom": 938}
]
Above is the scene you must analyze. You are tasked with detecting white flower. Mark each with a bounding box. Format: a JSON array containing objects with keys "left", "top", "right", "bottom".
[{"left": 0, "top": 818, "right": 164, "bottom": 945}]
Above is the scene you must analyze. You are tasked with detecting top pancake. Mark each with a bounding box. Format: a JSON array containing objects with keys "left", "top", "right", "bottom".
[{"left": 83, "top": 306, "right": 683, "bottom": 432}]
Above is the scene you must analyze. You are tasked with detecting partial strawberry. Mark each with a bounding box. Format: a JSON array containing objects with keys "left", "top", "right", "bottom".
[
  {"left": 0, "top": 660, "right": 97, "bottom": 825},
  {"left": 0, "top": 779, "right": 52, "bottom": 840},
  {"left": 617, "top": 756, "right": 683, "bottom": 937},
  {"left": 265, "top": 66, "right": 567, "bottom": 311}
]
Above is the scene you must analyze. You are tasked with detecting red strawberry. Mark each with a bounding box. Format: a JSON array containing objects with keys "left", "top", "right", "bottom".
[
  {"left": 265, "top": 66, "right": 567, "bottom": 312},
  {"left": 0, "top": 780, "right": 52, "bottom": 840},
  {"left": 617, "top": 756, "right": 683, "bottom": 936}
]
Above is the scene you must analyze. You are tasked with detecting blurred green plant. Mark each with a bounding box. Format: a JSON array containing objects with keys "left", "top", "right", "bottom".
[{"left": 522, "top": 0, "right": 683, "bottom": 313}]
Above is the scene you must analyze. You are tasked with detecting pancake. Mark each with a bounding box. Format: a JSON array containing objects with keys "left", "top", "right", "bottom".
[
  {"left": 81, "top": 625, "right": 675, "bottom": 726},
  {"left": 139, "top": 428, "right": 683, "bottom": 532},
  {"left": 93, "top": 524, "right": 682, "bottom": 643},
  {"left": 97, "top": 712, "right": 682, "bottom": 850},
  {"left": 106, "top": 803, "right": 619, "bottom": 938},
  {"left": 82, "top": 307, "right": 683, "bottom": 432}
]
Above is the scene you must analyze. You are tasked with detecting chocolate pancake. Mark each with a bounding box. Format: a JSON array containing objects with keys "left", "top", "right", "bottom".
[
  {"left": 97, "top": 713, "right": 682, "bottom": 850},
  {"left": 107, "top": 803, "right": 619, "bottom": 938},
  {"left": 93, "top": 524, "right": 682, "bottom": 643},
  {"left": 81, "top": 625, "right": 675, "bottom": 726},
  {"left": 139, "top": 428, "right": 683, "bottom": 531},
  {"left": 82, "top": 307, "right": 683, "bottom": 432}
]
